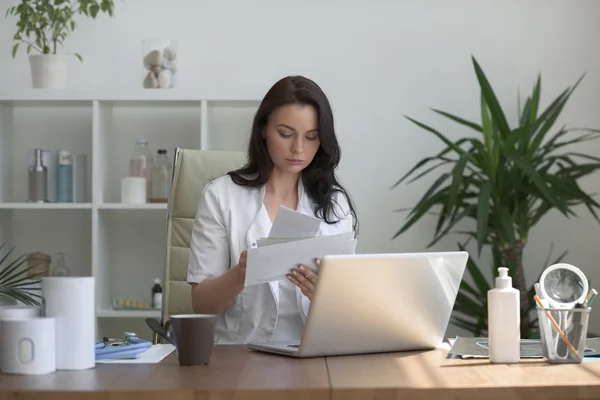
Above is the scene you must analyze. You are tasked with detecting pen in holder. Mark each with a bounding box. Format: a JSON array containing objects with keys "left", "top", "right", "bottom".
[{"left": 536, "top": 303, "right": 590, "bottom": 364}]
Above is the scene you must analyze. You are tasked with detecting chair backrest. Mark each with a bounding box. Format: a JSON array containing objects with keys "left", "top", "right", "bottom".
[{"left": 162, "top": 148, "right": 246, "bottom": 322}]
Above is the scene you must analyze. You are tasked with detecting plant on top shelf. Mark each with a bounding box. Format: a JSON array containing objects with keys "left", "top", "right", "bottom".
[
  {"left": 0, "top": 243, "right": 43, "bottom": 306},
  {"left": 392, "top": 56, "right": 600, "bottom": 339},
  {"left": 5, "top": 0, "right": 116, "bottom": 89}
]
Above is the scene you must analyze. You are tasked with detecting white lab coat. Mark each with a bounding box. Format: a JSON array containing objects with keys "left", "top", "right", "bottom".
[{"left": 187, "top": 174, "right": 354, "bottom": 344}]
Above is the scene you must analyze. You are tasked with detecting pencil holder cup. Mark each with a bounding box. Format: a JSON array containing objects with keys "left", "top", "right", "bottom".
[{"left": 537, "top": 306, "right": 591, "bottom": 364}]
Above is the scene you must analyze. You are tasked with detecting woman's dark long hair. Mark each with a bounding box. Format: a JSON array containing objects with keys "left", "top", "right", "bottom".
[{"left": 227, "top": 75, "right": 359, "bottom": 235}]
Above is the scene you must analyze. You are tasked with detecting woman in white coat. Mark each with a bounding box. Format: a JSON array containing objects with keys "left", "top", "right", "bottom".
[{"left": 187, "top": 75, "right": 358, "bottom": 344}]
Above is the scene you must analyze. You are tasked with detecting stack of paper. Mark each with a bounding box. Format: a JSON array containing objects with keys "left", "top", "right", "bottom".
[{"left": 244, "top": 206, "right": 357, "bottom": 286}]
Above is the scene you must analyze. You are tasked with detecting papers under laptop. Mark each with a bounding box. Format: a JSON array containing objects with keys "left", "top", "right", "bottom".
[{"left": 244, "top": 206, "right": 357, "bottom": 287}]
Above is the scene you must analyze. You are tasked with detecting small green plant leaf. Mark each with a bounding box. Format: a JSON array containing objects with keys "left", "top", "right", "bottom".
[{"left": 0, "top": 244, "right": 43, "bottom": 306}]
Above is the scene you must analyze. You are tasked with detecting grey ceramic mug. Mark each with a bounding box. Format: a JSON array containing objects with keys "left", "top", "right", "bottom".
[{"left": 164, "top": 314, "right": 216, "bottom": 366}]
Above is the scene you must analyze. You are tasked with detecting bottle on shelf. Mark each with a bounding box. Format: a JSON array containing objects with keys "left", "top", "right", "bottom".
[
  {"left": 28, "top": 148, "right": 48, "bottom": 203},
  {"left": 51, "top": 252, "right": 70, "bottom": 276},
  {"left": 28, "top": 149, "right": 57, "bottom": 202},
  {"left": 57, "top": 150, "right": 73, "bottom": 203},
  {"left": 151, "top": 278, "right": 162, "bottom": 309},
  {"left": 129, "top": 140, "right": 153, "bottom": 200},
  {"left": 149, "top": 149, "right": 172, "bottom": 203},
  {"left": 487, "top": 267, "right": 520, "bottom": 364}
]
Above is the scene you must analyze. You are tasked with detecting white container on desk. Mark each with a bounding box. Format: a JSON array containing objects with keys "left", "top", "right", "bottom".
[
  {"left": 487, "top": 267, "right": 520, "bottom": 364},
  {"left": 42, "top": 277, "right": 95, "bottom": 370}
]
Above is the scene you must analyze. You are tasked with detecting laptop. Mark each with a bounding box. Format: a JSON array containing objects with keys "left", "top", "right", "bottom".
[{"left": 247, "top": 251, "right": 469, "bottom": 358}]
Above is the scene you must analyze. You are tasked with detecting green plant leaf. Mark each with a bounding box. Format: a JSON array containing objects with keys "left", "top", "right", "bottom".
[
  {"left": 392, "top": 175, "right": 450, "bottom": 239},
  {"left": 427, "top": 204, "right": 477, "bottom": 248},
  {"left": 431, "top": 109, "right": 483, "bottom": 133},
  {"left": 471, "top": 56, "right": 511, "bottom": 138},
  {"left": 528, "top": 76, "right": 585, "bottom": 158},
  {"left": 454, "top": 291, "right": 485, "bottom": 315},
  {"left": 404, "top": 116, "right": 472, "bottom": 160},
  {"left": 480, "top": 92, "right": 494, "bottom": 159},
  {"left": 504, "top": 153, "right": 567, "bottom": 215},
  {"left": 0, "top": 244, "right": 43, "bottom": 306},
  {"left": 459, "top": 242, "right": 491, "bottom": 296},
  {"left": 475, "top": 180, "right": 491, "bottom": 253},
  {"left": 447, "top": 154, "right": 469, "bottom": 222},
  {"left": 528, "top": 75, "right": 541, "bottom": 125},
  {"left": 450, "top": 315, "right": 481, "bottom": 335}
]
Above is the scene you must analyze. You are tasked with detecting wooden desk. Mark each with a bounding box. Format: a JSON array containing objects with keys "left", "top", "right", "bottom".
[
  {"left": 326, "top": 349, "right": 600, "bottom": 400},
  {"left": 0, "top": 345, "right": 330, "bottom": 400},
  {"left": 2, "top": 345, "right": 600, "bottom": 400}
]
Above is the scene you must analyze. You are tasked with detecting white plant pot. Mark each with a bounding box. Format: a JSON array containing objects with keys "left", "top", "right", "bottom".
[{"left": 28, "top": 54, "right": 71, "bottom": 89}]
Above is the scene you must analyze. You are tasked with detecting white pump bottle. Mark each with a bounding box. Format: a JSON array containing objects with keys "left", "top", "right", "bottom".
[{"left": 487, "top": 267, "right": 520, "bottom": 363}]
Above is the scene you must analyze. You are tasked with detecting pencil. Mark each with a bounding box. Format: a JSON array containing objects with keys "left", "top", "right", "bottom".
[
  {"left": 583, "top": 289, "right": 596, "bottom": 307},
  {"left": 533, "top": 295, "right": 579, "bottom": 359},
  {"left": 586, "top": 289, "right": 597, "bottom": 307}
]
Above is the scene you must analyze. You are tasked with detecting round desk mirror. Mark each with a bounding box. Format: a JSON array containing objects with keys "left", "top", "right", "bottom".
[{"left": 539, "top": 263, "right": 588, "bottom": 308}]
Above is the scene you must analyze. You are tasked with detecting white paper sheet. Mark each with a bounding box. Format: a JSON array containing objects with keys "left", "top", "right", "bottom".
[
  {"left": 256, "top": 237, "right": 310, "bottom": 247},
  {"left": 268, "top": 206, "right": 322, "bottom": 239},
  {"left": 96, "top": 344, "right": 176, "bottom": 364},
  {"left": 245, "top": 232, "right": 355, "bottom": 286}
]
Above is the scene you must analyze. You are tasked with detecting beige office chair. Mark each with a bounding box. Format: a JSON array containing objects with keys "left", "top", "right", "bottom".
[{"left": 161, "top": 148, "right": 246, "bottom": 323}]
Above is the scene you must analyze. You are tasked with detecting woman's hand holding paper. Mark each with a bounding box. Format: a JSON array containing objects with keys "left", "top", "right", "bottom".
[
  {"left": 235, "top": 250, "right": 248, "bottom": 284},
  {"left": 288, "top": 258, "right": 321, "bottom": 300}
]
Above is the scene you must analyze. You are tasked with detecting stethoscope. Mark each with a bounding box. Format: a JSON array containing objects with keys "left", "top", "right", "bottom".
[{"left": 94, "top": 332, "right": 153, "bottom": 360}]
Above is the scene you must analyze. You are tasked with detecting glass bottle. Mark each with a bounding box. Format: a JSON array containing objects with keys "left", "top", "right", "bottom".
[
  {"left": 51, "top": 252, "right": 70, "bottom": 276},
  {"left": 129, "top": 140, "right": 153, "bottom": 200},
  {"left": 149, "top": 149, "right": 171, "bottom": 203},
  {"left": 151, "top": 278, "right": 162, "bottom": 309},
  {"left": 28, "top": 148, "right": 48, "bottom": 203}
]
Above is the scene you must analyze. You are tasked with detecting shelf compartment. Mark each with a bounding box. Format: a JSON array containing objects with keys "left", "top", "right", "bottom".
[
  {"left": 94, "top": 210, "right": 166, "bottom": 314},
  {"left": 0, "top": 104, "right": 93, "bottom": 203},
  {"left": 4, "top": 208, "right": 92, "bottom": 277},
  {"left": 94, "top": 101, "right": 201, "bottom": 203}
]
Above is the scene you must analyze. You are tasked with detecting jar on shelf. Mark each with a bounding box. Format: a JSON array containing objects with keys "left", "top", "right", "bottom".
[
  {"left": 129, "top": 139, "right": 153, "bottom": 201},
  {"left": 149, "top": 149, "right": 172, "bottom": 203},
  {"left": 142, "top": 39, "right": 178, "bottom": 89},
  {"left": 27, "top": 251, "right": 51, "bottom": 278},
  {"left": 51, "top": 252, "right": 69, "bottom": 276}
]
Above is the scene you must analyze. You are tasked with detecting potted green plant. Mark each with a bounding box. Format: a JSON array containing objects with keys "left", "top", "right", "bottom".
[
  {"left": 393, "top": 56, "right": 600, "bottom": 338},
  {"left": 5, "top": 0, "right": 116, "bottom": 89},
  {"left": 0, "top": 243, "right": 43, "bottom": 306}
]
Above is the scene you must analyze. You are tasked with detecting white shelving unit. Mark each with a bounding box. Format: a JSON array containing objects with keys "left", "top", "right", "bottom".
[{"left": 0, "top": 90, "right": 260, "bottom": 339}]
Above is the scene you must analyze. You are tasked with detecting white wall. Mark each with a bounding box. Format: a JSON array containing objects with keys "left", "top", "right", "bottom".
[{"left": 1, "top": 0, "right": 600, "bottom": 337}]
